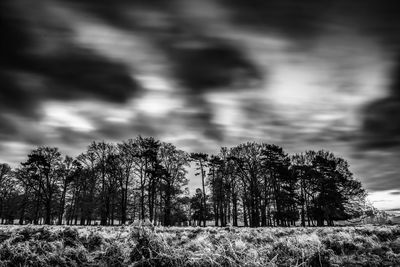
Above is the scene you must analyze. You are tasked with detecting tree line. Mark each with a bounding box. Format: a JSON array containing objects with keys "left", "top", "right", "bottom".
[
  {"left": 0, "top": 137, "right": 366, "bottom": 227},
  {"left": 195, "top": 144, "right": 366, "bottom": 227}
]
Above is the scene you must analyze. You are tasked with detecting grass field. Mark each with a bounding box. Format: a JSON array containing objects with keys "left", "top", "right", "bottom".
[{"left": 0, "top": 225, "right": 400, "bottom": 266}]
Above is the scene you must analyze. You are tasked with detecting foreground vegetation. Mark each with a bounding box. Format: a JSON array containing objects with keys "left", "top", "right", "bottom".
[{"left": 0, "top": 225, "right": 400, "bottom": 266}]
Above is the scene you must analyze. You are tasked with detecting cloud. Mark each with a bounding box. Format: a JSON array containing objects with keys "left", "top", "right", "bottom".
[
  {"left": 223, "top": 0, "right": 328, "bottom": 39},
  {"left": 359, "top": 55, "right": 400, "bottom": 149},
  {"left": 169, "top": 41, "right": 260, "bottom": 92},
  {"left": 164, "top": 39, "right": 262, "bottom": 144},
  {"left": 360, "top": 98, "right": 400, "bottom": 149},
  {"left": 95, "top": 116, "right": 159, "bottom": 141},
  {"left": 350, "top": 149, "right": 400, "bottom": 192},
  {"left": 33, "top": 48, "right": 141, "bottom": 103},
  {"left": 0, "top": 114, "right": 19, "bottom": 137},
  {"left": 1, "top": 0, "right": 262, "bottom": 150},
  {"left": 58, "top": 0, "right": 170, "bottom": 30},
  {"left": 368, "top": 189, "right": 400, "bottom": 210},
  {"left": 392, "top": 55, "right": 400, "bottom": 97},
  {"left": 0, "top": 73, "right": 41, "bottom": 119},
  {"left": 0, "top": 0, "right": 141, "bottom": 139},
  {"left": 0, "top": 2, "right": 32, "bottom": 69},
  {"left": 0, "top": 47, "right": 141, "bottom": 117}
]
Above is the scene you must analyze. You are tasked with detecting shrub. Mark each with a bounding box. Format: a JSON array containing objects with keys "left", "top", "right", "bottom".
[
  {"left": 63, "top": 246, "right": 89, "bottom": 266},
  {"left": 390, "top": 238, "right": 400, "bottom": 254},
  {"left": 0, "top": 231, "right": 11, "bottom": 244},
  {"left": 130, "top": 228, "right": 158, "bottom": 262},
  {"left": 61, "top": 228, "right": 80, "bottom": 247},
  {"left": 82, "top": 231, "right": 104, "bottom": 251},
  {"left": 100, "top": 244, "right": 125, "bottom": 267}
]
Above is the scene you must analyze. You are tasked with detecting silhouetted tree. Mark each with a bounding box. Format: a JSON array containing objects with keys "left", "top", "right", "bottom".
[
  {"left": 20, "top": 147, "right": 63, "bottom": 224},
  {"left": 57, "top": 156, "right": 75, "bottom": 225},
  {"left": 0, "top": 164, "right": 19, "bottom": 223},
  {"left": 159, "top": 142, "right": 189, "bottom": 226},
  {"left": 260, "top": 144, "right": 298, "bottom": 226},
  {"left": 190, "top": 153, "right": 209, "bottom": 227},
  {"left": 116, "top": 140, "right": 138, "bottom": 224}
]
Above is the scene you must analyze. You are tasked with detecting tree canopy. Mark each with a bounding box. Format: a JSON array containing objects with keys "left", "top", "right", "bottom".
[{"left": 0, "top": 137, "right": 366, "bottom": 227}]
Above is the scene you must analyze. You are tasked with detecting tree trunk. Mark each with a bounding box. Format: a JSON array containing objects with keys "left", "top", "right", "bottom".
[
  {"left": 33, "top": 191, "right": 41, "bottom": 225},
  {"left": 243, "top": 198, "right": 249, "bottom": 227},
  {"left": 232, "top": 194, "right": 238, "bottom": 227},
  {"left": 200, "top": 160, "right": 207, "bottom": 227},
  {"left": 140, "top": 166, "right": 145, "bottom": 221},
  {"left": 45, "top": 197, "right": 52, "bottom": 225},
  {"left": 58, "top": 179, "right": 68, "bottom": 225}
]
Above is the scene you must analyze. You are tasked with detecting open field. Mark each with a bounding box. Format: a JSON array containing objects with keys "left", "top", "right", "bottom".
[{"left": 0, "top": 225, "right": 400, "bottom": 266}]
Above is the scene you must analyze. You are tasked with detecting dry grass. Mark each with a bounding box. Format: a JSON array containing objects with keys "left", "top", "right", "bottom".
[{"left": 0, "top": 225, "right": 399, "bottom": 266}]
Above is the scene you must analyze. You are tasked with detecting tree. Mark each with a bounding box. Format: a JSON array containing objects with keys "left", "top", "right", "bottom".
[
  {"left": 57, "top": 156, "right": 75, "bottom": 225},
  {"left": 208, "top": 155, "right": 224, "bottom": 226},
  {"left": 0, "top": 163, "right": 19, "bottom": 224},
  {"left": 261, "top": 144, "right": 298, "bottom": 226},
  {"left": 0, "top": 164, "right": 12, "bottom": 222},
  {"left": 64, "top": 161, "right": 85, "bottom": 225},
  {"left": 20, "top": 147, "right": 63, "bottom": 224},
  {"left": 116, "top": 140, "right": 138, "bottom": 224},
  {"left": 190, "top": 188, "right": 212, "bottom": 226},
  {"left": 291, "top": 152, "right": 314, "bottom": 226},
  {"left": 207, "top": 147, "right": 239, "bottom": 227},
  {"left": 190, "top": 153, "right": 208, "bottom": 227},
  {"left": 159, "top": 142, "right": 189, "bottom": 226},
  {"left": 294, "top": 150, "right": 366, "bottom": 226},
  {"left": 230, "top": 143, "right": 264, "bottom": 227}
]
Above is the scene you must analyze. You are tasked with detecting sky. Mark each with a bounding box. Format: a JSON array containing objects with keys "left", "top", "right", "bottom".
[{"left": 1, "top": 0, "right": 400, "bottom": 211}]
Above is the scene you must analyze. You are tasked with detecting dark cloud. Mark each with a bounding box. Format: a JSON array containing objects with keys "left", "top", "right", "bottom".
[
  {"left": 0, "top": 115, "right": 18, "bottom": 137},
  {"left": 391, "top": 55, "right": 400, "bottom": 97},
  {"left": 33, "top": 48, "right": 141, "bottom": 103},
  {"left": 366, "top": 177, "right": 400, "bottom": 192},
  {"left": 59, "top": 0, "right": 133, "bottom": 28},
  {"left": 0, "top": 2, "right": 33, "bottom": 69},
  {"left": 224, "top": 0, "right": 400, "bottom": 40},
  {"left": 59, "top": 0, "right": 170, "bottom": 30},
  {"left": 390, "top": 191, "right": 400, "bottom": 195},
  {"left": 197, "top": 115, "right": 225, "bottom": 142},
  {"left": 360, "top": 54, "right": 400, "bottom": 149},
  {"left": 361, "top": 98, "right": 400, "bottom": 149},
  {"left": 355, "top": 2, "right": 400, "bottom": 150},
  {"left": 357, "top": 0, "right": 400, "bottom": 150},
  {"left": 0, "top": 72, "right": 42, "bottom": 118},
  {"left": 353, "top": 149, "right": 400, "bottom": 192},
  {"left": 305, "top": 130, "right": 356, "bottom": 144},
  {"left": 56, "top": 127, "right": 94, "bottom": 147},
  {"left": 0, "top": 3, "right": 42, "bottom": 119},
  {"left": 165, "top": 40, "right": 261, "bottom": 143},
  {"left": 0, "top": 0, "right": 141, "bottom": 129},
  {"left": 357, "top": 0, "right": 400, "bottom": 49},
  {"left": 170, "top": 41, "right": 260, "bottom": 92},
  {"left": 1, "top": 49, "right": 141, "bottom": 120},
  {"left": 223, "top": 0, "right": 330, "bottom": 39},
  {"left": 170, "top": 106, "right": 225, "bottom": 142},
  {"left": 95, "top": 117, "right": 158, "bottom": 141}
]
